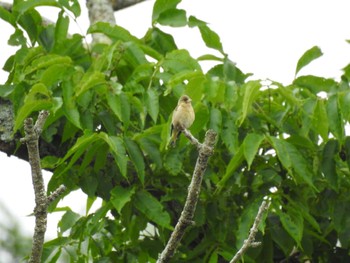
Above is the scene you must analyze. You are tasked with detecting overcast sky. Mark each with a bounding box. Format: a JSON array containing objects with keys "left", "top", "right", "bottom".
[{"left": 1, "top": 0, "right": 350, "bottom": 244}]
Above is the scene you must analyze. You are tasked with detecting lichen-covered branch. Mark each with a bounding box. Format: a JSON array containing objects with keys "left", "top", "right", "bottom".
[
  {"left": 86, "top": 0, "right": 116, "bottom": 45},
  {"left": 20, "top": 111, "right": 66, "bottom": 263},
  {"left": 230, "top": 200, "right": 271, "bottom": 263},
  {"left": 157, "top": 129, "right": 217, "bottom": 263}
]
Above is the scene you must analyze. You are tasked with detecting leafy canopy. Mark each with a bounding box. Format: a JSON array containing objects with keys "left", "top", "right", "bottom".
[{"left": 1, "top": 0, "right": 350, "bottom": 262}]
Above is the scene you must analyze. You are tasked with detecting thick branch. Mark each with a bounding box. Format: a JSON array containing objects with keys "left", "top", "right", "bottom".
[
  {"left": 21, "top": 111, "right": 66, "bottom": 263},
  {"left": 157, "top": 129, "right": 217, "bottom": 263},
  {"left": 230, "top": 200, "right": 271, "bottom": 263},
  {"left": 86, "top": 0, "right": 116, "bottom": 45}
]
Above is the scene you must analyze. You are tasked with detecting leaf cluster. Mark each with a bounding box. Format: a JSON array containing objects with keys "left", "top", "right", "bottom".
[{"left": 1, "top": 0, "right": 350, "bottom": 262}]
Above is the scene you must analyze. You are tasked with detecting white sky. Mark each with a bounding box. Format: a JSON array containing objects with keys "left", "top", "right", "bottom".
[{"left": 1, "top": 0, "right": 350, "bottom": 246}]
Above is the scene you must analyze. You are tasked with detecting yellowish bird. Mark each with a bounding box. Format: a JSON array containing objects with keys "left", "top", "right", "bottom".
[{"left": 169, "top": 95, "right": 195, "bottom": 147}]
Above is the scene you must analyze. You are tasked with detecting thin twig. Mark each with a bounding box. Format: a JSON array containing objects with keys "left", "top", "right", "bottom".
[
  {"left": 21, "top": 111, "right": 66, "bottom": 263},
  {"left": 157, "top": 129, "right": 217, "bottom": 263},
  {"left": 230, "top": 200, "right": 271, "bottom": 263}
]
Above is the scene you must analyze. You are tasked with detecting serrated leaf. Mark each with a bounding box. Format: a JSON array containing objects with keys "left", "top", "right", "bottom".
[
  {"left": 239, "top": 80, "right": 261, "bottom": 125},
  {"left": 216, "top": 145, "right": 244, "bottom": 193},
  {"left": 58, "top": 210, "right": 80, "bottom": 233},
  {"left": 209, "top": 108, "right": 222, "bottom": 133},
  {"left": 293, "top": 75, "right": 336, "bottom": 94},
  {"left": 0, "top": 5, "right": 16, "bottom": 26},
  {"left": 75, "top": 71, "right": 106, "bottom": 97},
  {"left": 134, "top": 190, "right": 172, "bottom": 229},
  {"left": 14, "top": 99, "right": 52, "bottom": 132},
  {"left": 269, "top": 136, "right": 317, "bottom": 191},
  {"left": 162, "top": 49, "right": 201, "bottom": 73},
  {"left": 138, "top": 137, "right": 162, "bottom": 168},
  {"left": 295, "top": 46, "right": 323, "bottom": 76},
  {"left": 106, "top": 92, "right": 130, "bottom": 129},
  {"left": 146, "top": 88, "right": 159, "bottom": 123},
  {"left": 157, "top": 8, "right": 187, "bottom": 27},
  {"left": 124, "top": 137, "right": 145, "bottom": 184},
  {"left": 99, "top": 133, "right": 127, "bottom": 178},
  {"left": 327, "top": 94, "right": 344, "bottom": 140},
  {"left": 243, "top": 133, "right": 264, "bottom": 170},
  {"left": 13, "top": 0, "right": 59, "bottom": 15},
  {"left": 55, "top": 11, "right": 69, "bottom": 44},
  {"left": 143, "top": 27, "right": 177, "bottom": 55},
  {"left": 188, "top": 16, "right": 224, "bottom": 53},
  {"left": 321, "top": 140, "right": 339, "bottom": 190},
  {"left": 88, "top": 22, "right": 139, "bottom": 43},
  {"left": 313, "top": 99, "right": 329, "bottom": 141},
  {"left": 110, "top": 186, "right": 135, "bottom": 213},
  {"left": 277, "top": 208, "right": 303, "bottom": 247},
  {"left": 152, "top": 0, "right": 181, "bottom": 23},
  {"left": 59, "top": 0, "right": 81, "bottom": 18}
]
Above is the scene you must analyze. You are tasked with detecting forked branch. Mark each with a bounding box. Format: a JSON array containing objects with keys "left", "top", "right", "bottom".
[
  {"left": 230, "top": 199, "right": 271, "bottom": 263},
  {"left": 157, "top": 129, "right": 217, "bottom": 263},
  {"left": 20, "top": 111, "right": 66, "bottom": 263}
]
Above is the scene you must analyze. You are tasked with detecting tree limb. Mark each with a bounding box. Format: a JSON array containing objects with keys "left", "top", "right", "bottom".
[
  {"left": 229, "top": 199, "right": 271, "bottom": 263},
  {"left": 157, "top": 129, "right": 217, "bottom": 263},
  {"left": 20, "top": 111, "right": 66, "bottom": 263}
]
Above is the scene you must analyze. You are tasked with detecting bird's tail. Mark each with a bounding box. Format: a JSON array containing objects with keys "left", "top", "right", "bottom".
[{"left": 169, "top": 128, "right": 181, "bottom": 148}]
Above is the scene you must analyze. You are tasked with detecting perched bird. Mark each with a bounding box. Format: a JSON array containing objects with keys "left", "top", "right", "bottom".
[{"left": 169, "top": 95, "right": 195, "bottom": 147}]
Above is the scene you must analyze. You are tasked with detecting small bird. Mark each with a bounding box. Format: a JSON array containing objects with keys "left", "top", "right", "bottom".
[{"left": 169, "top": 95, "right": 195, "bottom": 147}]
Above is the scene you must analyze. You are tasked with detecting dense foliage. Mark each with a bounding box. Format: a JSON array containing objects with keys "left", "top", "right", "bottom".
[{"left": 1, "top": 0, "right": 350, "bottom": 262}]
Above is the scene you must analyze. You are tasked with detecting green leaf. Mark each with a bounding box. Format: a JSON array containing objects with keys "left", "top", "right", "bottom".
[
  {"left": 13, "top": 0, "right": 60, "bottom": 15},
  {"left": 110, "top": 186, "right": 135, "bottom": 214},
  {"left": 152, "top": 0, "right": 181, "bottom": 23},
  {"left": 59, "top": 0, "right": 81, "bottom": 17},
  {"left": 243, "top": 133, "right": 264, "bottom": 170},
  {"left": 75, "top": 71, "right": 106, "bottom": 97},
  {"left": 185, "top": 102, "right": 208, "bottom": 135},
  {"left": 188, "top": 16, "right": 224, "bottom": 53},
  {"left": 14, "top": 83, "right": 52, "bottom": 132},
  {"left": 55, "top": 11, "right": 69, "bottom": 45},
  {"left": 313, "top": 99, "right": 329, "bottom": 141},
  {"left": 124, "top": 137, "right": 145, "bottom": 184},
  {"left": 321, "top": 140, "right": 339, "bottom": 190},
  {"left": 138, "top": 137, "right": 162, "bottom": 168},
  {"left": 58, "top": 210, "right": 80, "bottom": 233},
  {"left": 165, "top": 149, "right": 183, "bottom": 175},
  {"left": 157, "top": 8, "right": 187, "bottom": 27},
  {"left": 24, "top": 54, "right": 72, "bottom": 76},
  {"left": 269, "top": 137, "right": 317, "bottom": 191},
  {"left": 238, "top": 80, "right": 261, "bottom": 125},
  {"left": 216, "top": 145, "right": 244, "bottom": 193},
  {"left": 99, "top": 133, "right": 128, "bottom": 178},
  {"left": 162, "top": 49, "right": 201, "bottom": 73},
  {"left": 134, "top": 190, "right": 172, "bottom": 229},
  {"left": 209, "top": 108, "right": 222, "bottom": 133},
  {"left": 106, "top": 92, "right": 130, "bottom": 129},
  {"left": 293, "top": 75, "right": 337, "bottom": 94},
  {"left": 88, "top": 22, "right": 139, "bottom": 43},
  {"left": 277, "top": 207, "right": 303, "bottom": 247},
  {"left": 327, "top": 94, "right": 344, "bottom": 140},
  {"left": 0, "top": 5, "right": 16, "bottom": 26},
  {"left": 295, "top": 46, "right": 323, "bottom": 76},
  {"left": 143, "top": 27, "right": 177, "bottom": 55},
  {"left": 146, "top": 88, "right": 159, "bottom": 123}
]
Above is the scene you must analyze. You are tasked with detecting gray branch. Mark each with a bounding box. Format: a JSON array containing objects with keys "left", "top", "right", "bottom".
[
  {"left": 157, "top": 129, "right": 217, "bottom": 263},
  {"left": 229, "top": 200, "right": 271, "bottom": 263},
  {"left": 21, "top": 111, "right": 66, "bottom": 263}
]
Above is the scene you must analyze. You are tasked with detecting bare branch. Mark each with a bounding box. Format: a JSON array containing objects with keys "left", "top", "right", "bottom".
[
  {"left": 21, "top": 110, "right": 66, "bottom": 263},
  {"left": 230, "top": 200, "right": 271, "bottom": 263},
  {"left": 157, "top": 129, "right": 217, "bottom": 263}
]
